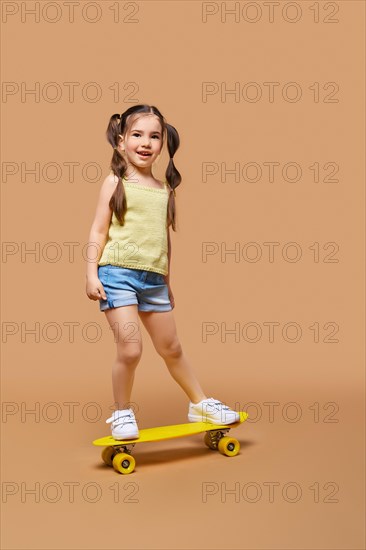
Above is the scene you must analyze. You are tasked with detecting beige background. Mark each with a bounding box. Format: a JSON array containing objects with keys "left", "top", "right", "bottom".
[{"left": 1, "top": 1, "right": 365, "bottom": 549}]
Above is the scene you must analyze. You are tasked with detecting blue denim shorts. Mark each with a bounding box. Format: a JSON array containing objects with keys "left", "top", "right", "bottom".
[{"left": 97, "top": 264, "right": 173, "bottom": 312}]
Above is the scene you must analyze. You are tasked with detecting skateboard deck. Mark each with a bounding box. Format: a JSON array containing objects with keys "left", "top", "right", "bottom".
[{"left": 93, "top": 411, "right": 249, "bottom": 474}]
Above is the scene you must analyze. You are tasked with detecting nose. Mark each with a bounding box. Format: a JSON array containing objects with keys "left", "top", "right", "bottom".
[{"left": 141, "top": 137, "right": 151, "bottom": 147}]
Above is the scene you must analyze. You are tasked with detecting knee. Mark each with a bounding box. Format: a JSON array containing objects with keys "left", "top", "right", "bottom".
[
  {"left": 159, "top": 339, "right": 183, "bottom": 360},
  {"left": 116, "top": 345, "right": 142, "bottom": 367}
]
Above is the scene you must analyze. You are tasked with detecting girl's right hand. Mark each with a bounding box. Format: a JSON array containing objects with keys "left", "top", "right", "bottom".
[{"left": 86, "top": 277, "right": 107, "bottom": 301}]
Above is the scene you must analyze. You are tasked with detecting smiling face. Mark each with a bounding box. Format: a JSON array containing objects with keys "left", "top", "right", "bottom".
[{"left": 119, "top": 114, "right": 163, "bottom": 172}]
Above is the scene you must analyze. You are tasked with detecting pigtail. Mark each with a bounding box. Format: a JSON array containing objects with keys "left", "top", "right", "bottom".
[
  {"left": 165, "top": 123, "right": 181, "bottom": 231},
  {"left": 106, "top": 113, "right": 128, "bottom": 225}
]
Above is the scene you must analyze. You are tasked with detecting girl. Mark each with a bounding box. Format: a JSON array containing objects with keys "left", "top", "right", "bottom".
[{"left": 86, "top": 104, "right": 239, "bottom": 440}]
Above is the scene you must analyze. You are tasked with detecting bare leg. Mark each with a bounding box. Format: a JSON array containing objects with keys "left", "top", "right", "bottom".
[
  {"left": 104, "top": 304, "right": 143, "bottom": 410},
  {"left": 138, "top": 310, "right": 207, "bottom": 404}
]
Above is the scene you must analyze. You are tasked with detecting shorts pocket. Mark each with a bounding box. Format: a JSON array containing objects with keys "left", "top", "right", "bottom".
[{"left": 98, "top": 265, "right": 110, "bottom": 285}]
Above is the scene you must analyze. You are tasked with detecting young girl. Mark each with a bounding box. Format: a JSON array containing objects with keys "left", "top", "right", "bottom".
[{"left": 86, "top": 104, "right": 239, "bottom": 440}]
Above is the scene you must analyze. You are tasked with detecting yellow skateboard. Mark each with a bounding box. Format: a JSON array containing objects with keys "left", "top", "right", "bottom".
[{"left": 93, "top": 411, "right": 249, "bottom": 474}]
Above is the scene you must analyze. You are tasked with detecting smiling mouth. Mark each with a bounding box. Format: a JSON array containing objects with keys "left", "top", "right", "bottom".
[{"left": 137, "top": 151, "right": 152, "bottom": 157}]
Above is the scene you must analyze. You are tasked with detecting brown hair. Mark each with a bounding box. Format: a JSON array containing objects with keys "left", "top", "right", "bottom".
[{"left": 106, "top": 104, "right": 181, "bottom": 231}]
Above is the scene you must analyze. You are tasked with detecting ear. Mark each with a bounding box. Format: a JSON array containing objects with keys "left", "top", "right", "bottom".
[{"left": 117, "top": 134, "right": 125, "bottom": 151}]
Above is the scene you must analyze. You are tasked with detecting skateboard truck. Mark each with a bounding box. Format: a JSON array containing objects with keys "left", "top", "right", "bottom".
[
  {"left": 204, "top": 428, "right": 231, "bottom": 450},
  {"left": 112, "top": 443, "right": 135, "bottom": 454}
]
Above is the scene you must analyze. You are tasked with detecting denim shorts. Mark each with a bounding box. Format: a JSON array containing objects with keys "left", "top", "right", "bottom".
[{"left": 97, "top": 264, "right": 173, "bottom": 312}]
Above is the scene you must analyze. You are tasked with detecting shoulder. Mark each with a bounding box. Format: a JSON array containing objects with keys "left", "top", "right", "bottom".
[
  {"left": 107, "top": 171, "right": 120, "bottom": 184},
  {"left": 97, "top": 173, "right": 120, "bottom": 202},
  {"left": 102, "top": 172, "right": 120, "bottom": 190}
]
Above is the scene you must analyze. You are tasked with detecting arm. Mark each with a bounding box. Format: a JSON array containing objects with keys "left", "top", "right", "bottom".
[
  {"left": 164, "top": 224, "right": 171, "bottom": 285},
  {"left": 164, "top": 224, "right": 175, "bottom": 309},
  {"left": 86, "top": 173, "right": 118, "bottom": 281}
]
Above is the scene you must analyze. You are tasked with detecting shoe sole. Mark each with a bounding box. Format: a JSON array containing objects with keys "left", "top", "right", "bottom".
[
  {"left": 112, "top": 431, "right": 139, "bottom": 440},
  {"left": 188, "top": 413, "right": 239, "bottom": 424}
]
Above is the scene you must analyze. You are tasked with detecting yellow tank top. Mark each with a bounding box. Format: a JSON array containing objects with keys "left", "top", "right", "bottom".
[{"left": 98, "top": 177, "right": 169, "bottom": 275}]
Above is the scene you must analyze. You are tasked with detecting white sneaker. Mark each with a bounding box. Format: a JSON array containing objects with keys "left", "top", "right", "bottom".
[
  {"left": 105, "top": 408, "right": 139, "bottom": 440},
  {"left": 188, "top": 397, "right": 240, "bottom": 425}
]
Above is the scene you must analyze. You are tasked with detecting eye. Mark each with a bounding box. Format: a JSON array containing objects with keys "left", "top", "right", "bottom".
[{"left": 131, "top": 133, "right": 160, "bottom": 139}]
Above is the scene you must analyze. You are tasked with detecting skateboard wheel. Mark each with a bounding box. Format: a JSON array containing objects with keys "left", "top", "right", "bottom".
[
  {"left": 112, "top": 453, "right": 136, "bottom": 474},
  {"left": 218, "top": 436, "right": 240, "bottom": 457},
  {"left": 101, "top": 447, "right": 116, "bottom": 467},
  {"left": 204, "top": 433, "right": 218, "bottom": 450}
]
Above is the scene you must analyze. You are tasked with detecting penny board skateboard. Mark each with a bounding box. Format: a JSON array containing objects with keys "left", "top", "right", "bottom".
[{"left": 93, "top": 411, "right": 249, "bottom": 474}]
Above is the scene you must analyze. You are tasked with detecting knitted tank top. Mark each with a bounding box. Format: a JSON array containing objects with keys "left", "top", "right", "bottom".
[{"left": 98, "top": 177, "right": 169, "bottom": 275}]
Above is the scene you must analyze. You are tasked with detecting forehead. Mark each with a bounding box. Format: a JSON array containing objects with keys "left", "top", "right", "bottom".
[{"left": 129, "top": 114, "right": 161, "bottom": 132}]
